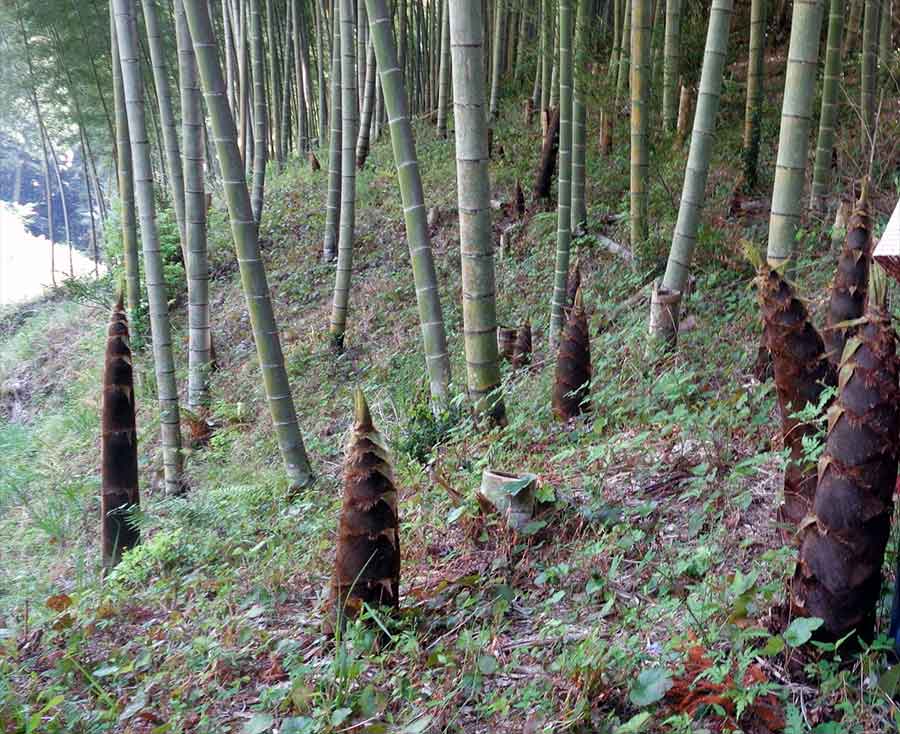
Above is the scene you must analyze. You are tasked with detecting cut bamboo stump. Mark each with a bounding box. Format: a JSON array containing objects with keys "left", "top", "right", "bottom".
[{"left": 477, "top": 470, "right": 537, "bottom": 531}]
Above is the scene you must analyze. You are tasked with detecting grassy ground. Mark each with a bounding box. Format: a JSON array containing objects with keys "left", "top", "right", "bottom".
[{"left": 3, "top": 42, "right": 900, "bottom": 734}]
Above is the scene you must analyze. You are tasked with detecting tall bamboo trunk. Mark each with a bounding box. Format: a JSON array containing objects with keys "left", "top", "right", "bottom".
[
  {"left": 436, "top": 0, "right": 451, "bottom": 137},
  {"left": 609, "top": 0, "right": 621, "bottom": 79},
  {"left": 315, "top": 0, "right": 328, "bottom": 142},
  {"left": 355, "top": 39, "right": 377, "bottom": 168},
  {"left": 878, "top": 0, "right": 892, "bottom": 77},
  {"left": 266, "top": 0, "right": 284, "bottom": 168},
  {"left": 249, "top": 0, "right": 268, "bottom": 223},
  {"left": 323, "top": 0, "right": 342, "bottom": 261},
  {"left": 113, "top": 0, "right": 184, "bottom": 495},
  {"left": 861, "top": 0, "right": 879, "bottom": 154},
  {"left": 650, "top": 0, "right": 734, "bottom": 347},
  {"left": 570, "top": 0, "right": 588, "bottom": 233},
  {"left": 489, "top": 0, "right": 505, "bottom": 120},
  {"left": 364, "top": 0, "right": 452, "bottom": 405},
  {"left": 329, "top": 0, "right": 359, "bottom": 349},
  {"left": 175, "top": 0, "right": 211, "bottom": 410},
  {"left": 742, "top": 0, "right": 765, "bottom": 190},
  {"left": 111, "top": 9, "right": 141, "bottom": 318},
  {"left": 293, "top": 0, "right": 310, "bottom": 152},
  {"left": 140, "top": 0, "right": 187, "bottom": 258},
  {"left": 766, "top": 0, "right": 826, "bottom": 268},
  {"left": 184, "top": 0, "right": 315, "bottom": 488},
  {"left": 615, "top": 0, "right": 631, "bottom": 109},
  {"left": 39, "top": 124, "right": 56, "bottom": 286},
  {"left": 223, "top": 0, "right": 239, "bottom": 115},
  {"left": 810, "top": 0, "right": 844, "bottom": 212},
  {"left": 540, "top": 0, "right": 553, "bottom": 132},
  {"left": 550, "top": 0, "right": 574, "bottom": 346},
  {"left": 843, "top": 0, "right": 863, "bottom": 57},
  {"left": 630, "top": 0, "right": 650, "bottom": 248},
  {"left": 661, "top": 0, "right": 681, "bottom": 131},
  {"left": 449, "top": 0, "right": 505, "bottom": 422},
  {"left": 45, "top": 131, "right": 73, "bottom": 277}
]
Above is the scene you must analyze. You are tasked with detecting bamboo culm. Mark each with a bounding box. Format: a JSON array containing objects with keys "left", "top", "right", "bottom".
[
  {"left": 630, "top": 0, "right": 651, "bottom": 247},
  {"left": 810, "top": 0, "right": 844, "bottom": 211},
  {"left": 323, "top": 0, "right": 342, "bottom": 261},
  {"left": 113, "top": 0, "right": 184, "bottom": 494},
  {"left": 175, "top": 0, "right": 211, "bottom": 410},
  {"left": 549, "top": 0, "right": 574, "bottom": 347},
  {"left": 448, "top": 0, "right": 505, "bottom": 422},
  {"left": 766, "top": 0, "right": 826, "bottom": 267},
  {"left": 364, "top": 0, "right": 452, "bottom": 405},
  {"left": 183, "top": 0, "right": 314, "bottom": 488},
  {"left": 110, "top": 10, "right": 141, "bottom": 318},
  {"left": 329, "top": 0, "right": 359, "bottom": 349},
  {"left": 651, "top": 0, "right": 734, "bottom": 347}
]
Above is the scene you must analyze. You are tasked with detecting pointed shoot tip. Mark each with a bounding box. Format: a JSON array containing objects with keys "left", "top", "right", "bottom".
[{"left": 354, "top": 388, "right": 373, "bottom": 430}]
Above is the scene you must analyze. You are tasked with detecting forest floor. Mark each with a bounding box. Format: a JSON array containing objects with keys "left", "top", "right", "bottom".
[{"left": 3, "top": 63, "right": 900, "bottom": 733}]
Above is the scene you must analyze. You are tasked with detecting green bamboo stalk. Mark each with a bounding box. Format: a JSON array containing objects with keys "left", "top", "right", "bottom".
[
  {"left": 266, "top": 0, "right": 284, "bottom": 168},
  {"left": 741, "top": 0, "right": 765, "bottom": 189},
  {"left": 861, "top": 0, "right": 879, "bottom": 149},
  {"left": 540, "top": 0, "right": 553, "bottom": 121},
  {"left": 550, "top": 0, "right": 574, "bottom": 346},
  {"left": 615, "top": 0, "right": 630, "bottom": 108},
  {"left": 110, "top": 9, "right": 141, "bottom": 320},
  {"left": 649, "top": 0, "right": 665, "bottom": 96},
  {"left": 175, "top": 0, "right": 211, "bottom": 409},
  {"left": 489, "top": 0, "right": 505, "bottom": 120},
  {"left": 766, "top": 0, "right": 826, "bottom": 268},
  {"left": 281, "top": 0, "right": 295, "bottom": 155},
  {"left": 879, "top": 0, "right": 892, "bottom": 77},
  {"left": 810, "top": 0, "right": 844, "bottom": 212},
  {"left": 315, "top": 0, "right": 328, "bottom": 142},
  {"left": 324, "top": 0, "right": 342, "bottom": 261},
  {"left": 549, "top": 30, "right": 560, "bottom": 108},
  {"left": 630, "top": 0, "right": 650, "bottom": 247},
  {"left": 843, "top": 0, "right": 863, "bottom": 57},
  {"left": 329, "top": 0, "right": 358, "bottom": 349},
  {"left": 356, "top": 39, "right": 377, "bottom": 167},
  {"left": 651, "top": 0, "right": 733, "bottom": 346},
  {"left": 436, "top": 0, "right": 451, "bottom": 137},
  {"left": 183, "top": 0, "right": 314, "bottom": 488},
  {"left": 570, "top": 0, "right": 587, "bottom": 232},
  {"left": 113, "top": 0, "right": 184, "bottom": 494},
  {"left": 661, "top": 0, "right": 680, "bottom": 131},
  {"left": 291, "top": 0, "right": 312, "bottom": 155},
  {"left": 358, "top": 0, "right": 367, "bottom": 108},
  {"left": 250, "top": 0, "right": 268, "bottom": 222},
  {"left": 609, "top": 0, "right": 621, "bottom": 79},
  {"left": 364, "top": 0, "right": 451, "bottom": 404},
  {"left": 448, "top": 0, "right": 506, "bottom": 422},
  {"left": 140, "top": 0, "right": 187, "bottom": 256}
]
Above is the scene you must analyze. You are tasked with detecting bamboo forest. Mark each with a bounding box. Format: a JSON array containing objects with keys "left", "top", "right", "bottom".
[{"left": 4, "top": 0, "right": 900, "bottom": 730}]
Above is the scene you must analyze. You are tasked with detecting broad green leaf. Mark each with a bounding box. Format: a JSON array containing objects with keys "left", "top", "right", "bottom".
[
  {"left": 756, "top": 635, "right": 785, "bottom": 657},
  {"left": 614, "top": 712, "right": 652, "bottom": 733},
  {"left": 879, "top": 663, "right": 900, "bottom": 696},
  {"left": 477, "top": 655, "right": 498, "bottom": 674},
  {"left": 242, "top": 714, "right": 274, "bottom": 734},
  {"left": 330, "top": 708, "right": 352, "bottom": 727},
  {"left": 400, "top": 715, "right": 433, "bottom": 733},
  {"left": 92, "top": 665, "right": 119, "bottom": 678},
  {"left": 280, "top": 717, "right": 318, "bottom": 734},
  {"left": 783, "top": 617, "right": 823, "bottom": 647},
  {"left": 629, "top": 668, "right": 672, "bottom": 707}
]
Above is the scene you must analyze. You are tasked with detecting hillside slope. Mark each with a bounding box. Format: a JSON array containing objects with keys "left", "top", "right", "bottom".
[{"left": 2, "top": 80, "right": 899, "bottom": 733}]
